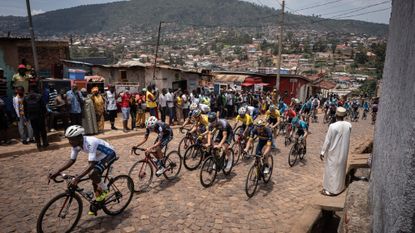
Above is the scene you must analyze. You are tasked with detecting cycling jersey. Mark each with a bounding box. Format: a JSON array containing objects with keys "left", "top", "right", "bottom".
[
  {"left": 199, "top": 103, "right": 210, "bottom": 113},
  {"left": 70, "top": 136, "right": 115, "bottom": 162},
  {"left": 210, "top": 119, "right": 233, "bottom": 145},
  {"left": 197, "top": 114, "right": 209, "bottom": 127},
  {"left": 363, "top": 102, "right": 369, "bottom": 110},
  {"left": 247, "top": 106, "right": 260, "bottom": 120},
  {"left": 293, "top": 119, "right": 308, "bottom": 136},
  {"left": 145, "top": 121, "right": 173, "bottom": 140},
  {"left": 278, "top": 103, "right": 288, "bottom": 114},
  {"left": 236, "top": 114, "right": 254, "bottom": 126},
  {"left": 250, "top": 126, "right": 273, "bottom": 142},
  {"left": 266, "top": 109, "right": 280, "bottom": 120}
]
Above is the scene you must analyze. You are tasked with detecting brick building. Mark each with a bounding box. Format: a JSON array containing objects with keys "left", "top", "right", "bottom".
[{"left": 0, "top": 37, "right": 69, "bottom": 95}]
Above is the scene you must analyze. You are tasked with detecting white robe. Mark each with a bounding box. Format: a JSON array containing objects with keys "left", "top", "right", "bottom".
[{"left": 320, "top": 121, "right": 352, "bottom": 194}]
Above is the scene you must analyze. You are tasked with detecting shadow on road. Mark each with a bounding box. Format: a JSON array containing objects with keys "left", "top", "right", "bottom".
[{"left": 74, "top": 208, "right": 132, "bottom": 232}]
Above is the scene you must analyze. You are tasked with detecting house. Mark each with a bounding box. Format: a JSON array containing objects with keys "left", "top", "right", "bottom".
[{"left": 0, "top": 37, "right": 69, "bottom": 95}]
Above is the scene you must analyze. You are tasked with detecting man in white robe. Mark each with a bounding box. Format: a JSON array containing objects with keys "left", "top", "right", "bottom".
[{"left": 320, "top": 107, "right": 352, "bottom": 196}]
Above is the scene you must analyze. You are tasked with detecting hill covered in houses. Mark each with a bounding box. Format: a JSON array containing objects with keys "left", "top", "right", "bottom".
[{"left": 0, "top": 0, "right": 388, "bottom": 36}]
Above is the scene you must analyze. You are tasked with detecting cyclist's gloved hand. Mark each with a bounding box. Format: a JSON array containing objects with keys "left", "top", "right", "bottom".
[{"left": 69, "top": 176, "right": 80, "bottom": 187}]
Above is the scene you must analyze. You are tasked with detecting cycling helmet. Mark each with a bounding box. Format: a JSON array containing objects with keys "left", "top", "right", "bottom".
[
  {"left": 207, "top": 112, "right": 217, "bottom": 123},
  {"left": 65, "top": 125, "right": 85, "bottom": 138},
  {"left": 255, "top": 120, "right": 265, "bottom": 127},
  {"left": 238, "top": 107, "right": 247, "bottom": 116},
  {"left": 190, "top": 103, "right": 198, "bottom": 111},
  {"left": 145, "top": 116, "right": 158, "bottom": 129},
  {"left": 192, "top": 109, "right": 202, "bottom": 117},
  {"left": 269, "top": 105, "right": 276, "bottom": 111}
]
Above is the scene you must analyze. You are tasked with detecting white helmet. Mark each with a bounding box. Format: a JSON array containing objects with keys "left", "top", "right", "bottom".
[
  {"left": 65, "top": 125, "right": 85, "bottom": 138},
  {"left": 238, "top": 107, "right": 247, "bottom": 115},
  {"left": 190, "top": 103, "right": 198, "bottom": 111},
  {"left": 145, "top": 116, "right": 158, "bottom": 129}
]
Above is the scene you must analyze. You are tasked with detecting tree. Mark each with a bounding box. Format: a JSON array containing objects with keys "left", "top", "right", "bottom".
[{"left": 355, "top": 52, "right": 368, "bottom": 64}]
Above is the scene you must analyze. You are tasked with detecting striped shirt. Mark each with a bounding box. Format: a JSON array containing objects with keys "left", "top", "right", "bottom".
[{"left": 48, "top": 89, "right": 58, "bottom": 111}]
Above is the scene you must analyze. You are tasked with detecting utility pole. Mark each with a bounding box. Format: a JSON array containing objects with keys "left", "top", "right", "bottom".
[
  {"left": 153, "top": 21, "right": 163, "bottom": 80},
  {"left": 276, "top": 0, "right": 285, "bottom": 94},
  {"left": 25, "top": 0, "right": 39, "bottom": 72}
]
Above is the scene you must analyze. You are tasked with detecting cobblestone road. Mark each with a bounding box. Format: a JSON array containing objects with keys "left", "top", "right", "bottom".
[{"left": 0, "top": 115, "right": 373, "bottom": 233}]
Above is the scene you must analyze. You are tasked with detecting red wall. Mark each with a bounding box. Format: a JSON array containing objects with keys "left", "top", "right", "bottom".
[{"left": 279, "top": 77, "right": 309, "bottom": 104}]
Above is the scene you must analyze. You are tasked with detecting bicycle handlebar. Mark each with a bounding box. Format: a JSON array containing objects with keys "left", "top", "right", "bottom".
[
  {"left": 49, "top": 173, "right": 74, "bottom": 184},
  {"left": 180, "top": 127, "right": 192, "bottom": 134},
  {"left": 131, "top": 146, "right": 146, "bottom": 155}
]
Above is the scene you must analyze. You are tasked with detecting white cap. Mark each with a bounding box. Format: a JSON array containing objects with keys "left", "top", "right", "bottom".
[{"left": 336, "top": 107, "right": 347, "bottom": 117}]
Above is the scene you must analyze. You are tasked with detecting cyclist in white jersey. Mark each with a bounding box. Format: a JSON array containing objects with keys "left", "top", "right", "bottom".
[{"left": 49, "top": 125, "right": 117, "bottom": 215}]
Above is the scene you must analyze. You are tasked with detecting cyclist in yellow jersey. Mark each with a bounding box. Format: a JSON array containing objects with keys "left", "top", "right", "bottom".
[
  {"left": 265, "top": 105, "right": 280, "bottom": 129},
  {"left": 189, "top": 109, "right": 209, "bottom": 141},
  {"left": 233, "top": 107, "right": 254, "bottom": 137}
]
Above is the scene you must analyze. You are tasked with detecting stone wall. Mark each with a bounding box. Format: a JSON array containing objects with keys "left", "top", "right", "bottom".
[{"left": 368, "top": 1, "right": 415, "bottom": 232}]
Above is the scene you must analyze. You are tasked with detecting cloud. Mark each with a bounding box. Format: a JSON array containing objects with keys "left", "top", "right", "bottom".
[
  {"left": 32, "top": 9, "right": 45, "bottom": 15},
  {"left": 31, "top": 9, "right": 45, "bottom": 15}
]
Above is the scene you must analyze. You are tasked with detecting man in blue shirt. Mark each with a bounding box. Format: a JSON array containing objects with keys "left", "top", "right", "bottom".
[{"left": 66, "top": 84, "right": 83, "bottom": 126}]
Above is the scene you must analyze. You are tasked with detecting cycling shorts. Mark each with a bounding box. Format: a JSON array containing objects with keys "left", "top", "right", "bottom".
[
  {"left": 94, "top": 152, "right": 116, "bottom": 174},
  {"left": 255, "top": 139, "right": 271, "bottom": 156},
  {"left": 214, "top": 130, "right": 233, "bottom": 145},
  {"left": 267, "top": 117, "right": 278, "bottom": 125},
  {"left": 155, "top": 129, "right": 173, "bottom": 149}
]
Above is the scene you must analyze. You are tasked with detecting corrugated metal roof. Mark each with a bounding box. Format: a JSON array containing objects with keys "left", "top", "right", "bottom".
[{"left": 214, "top": 74, "right": 247, "bottom": 83}]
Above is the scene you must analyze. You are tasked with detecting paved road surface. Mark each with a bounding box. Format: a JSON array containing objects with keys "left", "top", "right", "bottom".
[{"left": 0, "top": 115, "right": 373, "bottom": 233}]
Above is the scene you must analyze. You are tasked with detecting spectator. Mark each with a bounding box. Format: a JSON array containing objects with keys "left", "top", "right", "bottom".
[
  {"left": 175, "top": 90, "right": 183, "bottom": 123},
  {"left": 81, "top": 88, "right": 98, "bottom": 135},
  {"left": 47, "top": 84, "right": 58, "bottom": 132},
  {"left": 105, "top": 85, "right": 118, "bottom": 130},
  {"left": 0, "top": 98, "right": 11, "bottom": 145},
  {"left": 136, "top": 89, "right": 146, "bottom": 128},
  {"left": 165, "top": 89, "right": 174, "bottom": 125},
  {"left": 320, "top": 107, "right": 352, "bottom": 196},
  {"left": 24, "top": 87, "right": 48, "bottom": 149},
  {"left": 120, "top": 88, "right": 131, "bottom": 132},
  {"left": 13, "top": 86, "right": 34, "bottom": 144},
  {"left": 146, "top": 85, "right": 157, "bottom": 117},
  {"left": 159, "top": 88, "right": 167, "bottom": 122},
  {"left": 129, "top": 92, "right": 137, "bottom": 130},
  {"left": 54, "top": 89, "right": 69, "bottom": 130},
  {"left": 182, "top": 90, "right": 190, "bottom": 119},
  {"left": 66, "top": 84, "right": 83, "bottom": 126},
  {"left": 91, "top": 87, "right": 105, "bottom": 133},
  {"left": 11, "top": 64, "right": 31, "bottom": 94}
]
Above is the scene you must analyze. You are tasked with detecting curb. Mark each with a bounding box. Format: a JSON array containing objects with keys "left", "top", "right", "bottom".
[{"left": 0, "top": 125, "right": 182, "bottom": 159}]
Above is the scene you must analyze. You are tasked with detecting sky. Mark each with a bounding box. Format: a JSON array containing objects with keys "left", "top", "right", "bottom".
[{"left": 0, "top": 0, "right": 391, "bottom": 24}]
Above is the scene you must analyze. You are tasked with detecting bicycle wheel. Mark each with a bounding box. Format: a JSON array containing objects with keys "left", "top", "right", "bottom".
[
  {"left": 299, "top": 145, "right": 306, "bottom": 160},
  {"left": 103, "top": 175, "right": 134, "bottom": 216},
  {"left": 128, "top": 160, "right": 153, "bottom": 192},
  {"left": 178, "top": 136, "right": 192, "bottom": 156},
  {"left": 163, "top": 151, "right": 182, "bottom": 180},
  {"left": 200, "top": 156, "right": 217, "bottom": 188},
  {"left": 183, "top": 145, "right": 204, "bottom": 171},
  {"left": 232, "top": 142, "right": 242, "bottom": 165},
  {"left": 233, "top": 126, "right": 243, "bottom": 141},
  {"left": 284, "top": 137, "right": 291, "bottom": 147},
  {"left": 288, "top": 144, "right": 299, "bottom": 167},
  {"left": 263, "top": 155, "right": 274, "bottom": 183},
  {"left": 245, "top": 164, "right": 259, "bottom": 198},
  {"left": 37, "top": 192, "right": 82, "bottom": 233},
  {"left": 222, "top": 148, "right": 234, "bottom": 176}
]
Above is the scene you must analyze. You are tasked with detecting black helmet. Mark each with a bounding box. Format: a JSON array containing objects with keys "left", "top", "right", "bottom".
[{"left": 208, "top": 112, "right": 217, "bottom": 123}]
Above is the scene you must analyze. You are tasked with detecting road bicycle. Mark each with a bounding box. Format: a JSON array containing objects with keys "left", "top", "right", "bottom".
[
  {"left": 183, "top": 137, "right": 207, "bottom": 170},
  {"left": 231, "top": 127, "right": 254, "bottom": 165},
  {"left": 200, "top": 145, "right": 234, "bottom": 187},
  {"left": 371, "top": 112, "right": 377, "bottom": 125},
  {"left": 129, "top": 147, "right": 182, "bottom": 192},
  {"left": 362, "top": 109, "right": 368, "bottom": 120},
  {"left": 288, "top": 135, "right": 306, "bottom": 167},
  {"left": 245, "top": 152, "right": 273, "bottom": 198},
  {"left": 178, "top": 127, "right": 195, "bottom": 157},
  {"left": 37, "top": 159, "right": 134, "bottom": 233}
]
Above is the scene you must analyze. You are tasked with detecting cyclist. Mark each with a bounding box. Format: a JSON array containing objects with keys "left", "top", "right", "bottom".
[
  {"left": 278, "top": 100, "right": 288, "bottom": 115},
  {"left": 246, "top": 105, "right": 260, "bottom": 120},
  {"left": 49, "top": 125, "right": 116, "bottom": 216},
  {"left": 362, "top": 99, "right": 369, "bottom": 119},
  {"left": 300, "top": 99, "right": 312, "bottom": 123},
  {"left": 136, "top": 116, "right": 173, "bottom": 176},
  {"left": 290, "top": 116, "right": 309, "bottom": 154},
  {"left": 181, "top": 103, "right": 199, "bottom": 128},
  {"left": 265, "top": 105, "right": 280, "bottom": 130},
  {"left": 311, "top": 96, "right": 320, "bottom": 120},
  {"left": 233, "top": 106, "right": 254, "bottom": 138},
  {"left": 205, "top": 112, "right": 233, "bottom": 170},
  {"left": 351, "top": 99, "right": 360, "bottom": 120},
  {"left": 244, "top": 120, "right": 272, "bottom": 174},
  {"left": 189, "top": 109, "right": 210, "bottom": 140}
]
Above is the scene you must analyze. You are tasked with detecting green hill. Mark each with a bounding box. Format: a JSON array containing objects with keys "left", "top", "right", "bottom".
[{"left": 0, "top": 0, "right": 388, "bottom": 36}]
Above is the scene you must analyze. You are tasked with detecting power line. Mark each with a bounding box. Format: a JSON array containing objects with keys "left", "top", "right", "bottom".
[
  {"left": 322, "top": 0, "right": 390, "bottom": 17},
  {"left": 333, "top": 7, "right": 391, "bottom": 19},
  {"left": 291, "top": 0, "right": 344, "bottom": 13}
]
